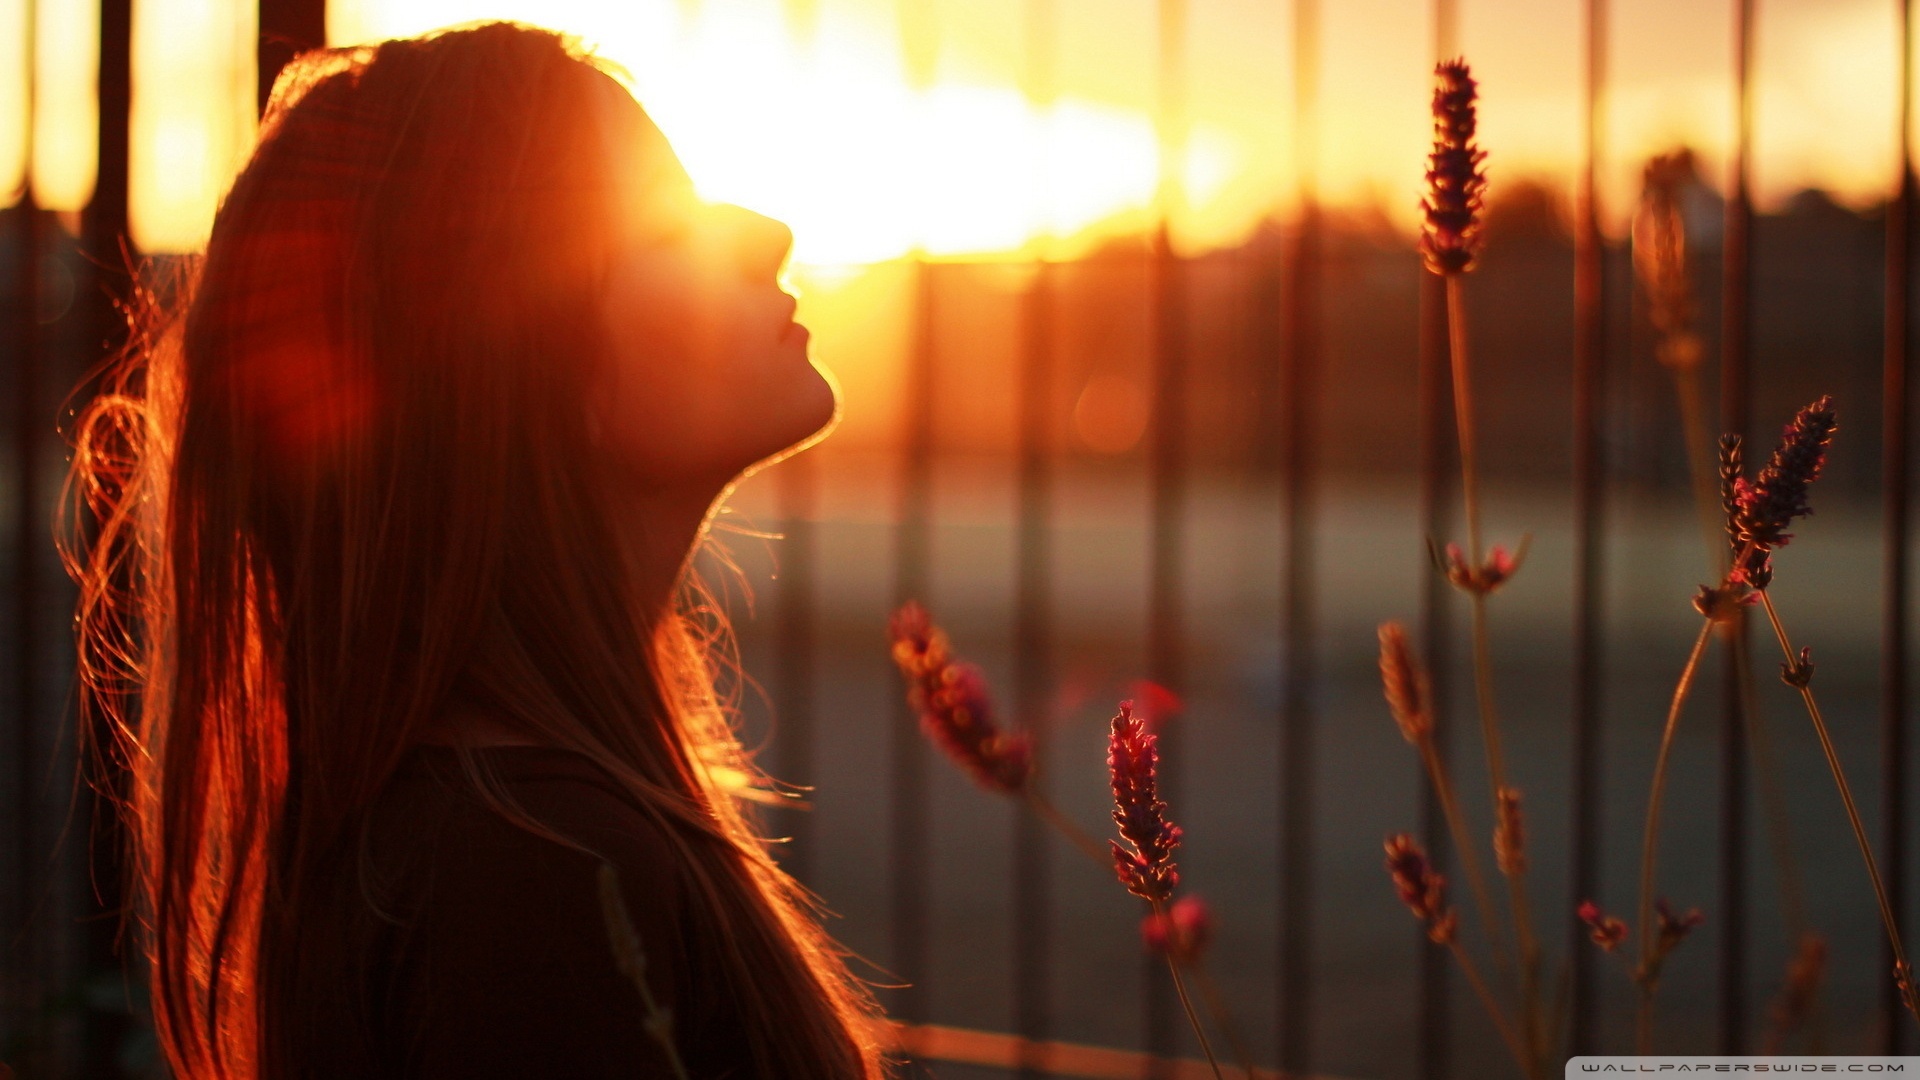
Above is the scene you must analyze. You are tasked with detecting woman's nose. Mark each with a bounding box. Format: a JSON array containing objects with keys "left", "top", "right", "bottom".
[{"left": 708, "top": 203, "right": 793, "bottom": 280}]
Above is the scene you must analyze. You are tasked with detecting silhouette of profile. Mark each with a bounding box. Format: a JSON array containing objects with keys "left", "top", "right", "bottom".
[{"left": 65, "top": 21, "right": 889, "bottom": 1079}]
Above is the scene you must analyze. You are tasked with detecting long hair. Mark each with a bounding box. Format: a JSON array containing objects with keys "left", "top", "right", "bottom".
[{"left": 62, "top": 23, "right": 889, "bottom": 1079}]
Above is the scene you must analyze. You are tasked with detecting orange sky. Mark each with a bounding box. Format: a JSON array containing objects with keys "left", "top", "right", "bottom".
[{"left": 2, "top": 0, "right": 1913, "bottom": 260}]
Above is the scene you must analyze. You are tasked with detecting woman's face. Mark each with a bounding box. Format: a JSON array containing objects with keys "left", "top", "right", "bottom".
[{"left": 586, "top": 76, "right": 838, "bottom": 490}]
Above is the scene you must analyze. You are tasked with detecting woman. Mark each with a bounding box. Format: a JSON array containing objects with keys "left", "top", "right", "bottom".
[{"left": 64, "top": 21, "right": 890, "bottom": 1078}]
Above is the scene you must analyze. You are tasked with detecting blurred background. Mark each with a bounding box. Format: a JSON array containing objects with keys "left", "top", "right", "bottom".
[{"left": 3, "top": 0, "right": 1919, "bottom": 1077}]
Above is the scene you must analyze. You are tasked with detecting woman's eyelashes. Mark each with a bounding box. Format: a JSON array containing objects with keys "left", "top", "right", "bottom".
[
  {"left": 618, "top": 203, "right": 789, "bottom": 294},
  {"left": 693, "top": 204, "right": 790, "bottom": 281}
]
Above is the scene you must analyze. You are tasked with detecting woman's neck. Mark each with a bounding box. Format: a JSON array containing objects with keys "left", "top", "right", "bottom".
[
  {"left": 609, "top": 479, "right": 728, "bottom": 620},
  {"left": 415, "top": 480, "right": 727, "bottom": 751}
]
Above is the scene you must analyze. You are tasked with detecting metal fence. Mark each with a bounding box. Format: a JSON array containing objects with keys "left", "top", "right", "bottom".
[{"left": 3, "top": 1, "right": 1916, "bottom": 1077}]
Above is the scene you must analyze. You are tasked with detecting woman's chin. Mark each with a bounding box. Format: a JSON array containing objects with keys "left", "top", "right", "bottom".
[
  {"left": 743, "top": 366, "right": 840, "bottom": 475},
  {"left": 800, "top": 359, "right": 843, "bottom": 439}
]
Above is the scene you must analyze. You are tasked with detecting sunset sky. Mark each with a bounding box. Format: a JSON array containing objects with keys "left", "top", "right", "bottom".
[{"left": 1, "top": 0, "right": 1912, "bottom": 262}]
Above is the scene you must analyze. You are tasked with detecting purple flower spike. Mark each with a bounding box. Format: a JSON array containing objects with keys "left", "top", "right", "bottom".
[
  {"left": 1108, "top": 701, "right": 1183, "bottom": 902},
  {"left": 889, "top": 602, "right": 1033, "bottom": 793},
  {"left": 1378, "top": 621, "right": 1432, "bottom": 745},
  {"left": 1385, "top": 833, "right": 1457, "bottom": 944},
  {"left": 1732, "top": 396, "right": 1838, "bottom": 587},
  {"left": 1420, "top": 60, "right": 1487, "bottom": 276},
  {"left": 1719, "top": 434, "right": 1745, "bottom": 565}
]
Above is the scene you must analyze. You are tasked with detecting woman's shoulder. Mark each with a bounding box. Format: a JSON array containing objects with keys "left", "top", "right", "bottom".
[
  {"left": 395, "top": 743, "right": 670, "bottom": 828},
  {"left": 377, "top": 746, "right": 685, "bottom": 893},
  {"left": 369, "top": 746, "right": 703, "bottom": 1077}
]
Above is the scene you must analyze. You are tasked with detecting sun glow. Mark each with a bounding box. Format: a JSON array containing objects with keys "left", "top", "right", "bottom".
[
  {"left": 129, "top": 0, "right": 256, "bottom": 252},
  {"left": 0, "top": 0, "right": 26, "bottom": 201},
  {"left": 319, "top": 0, "right": 1916, "bottom": 262},
  {"left": 33, "top": 0, "right": 99, "bottom": 212},
  {"left": 3, "top": 0, "right": 1911, "bottom": 258},
  {"left": 328, "top": 0, "right": 1237, "bottom": 265},
  {"left": 1, "top": 0, "right": 100, "bottom": 212}
]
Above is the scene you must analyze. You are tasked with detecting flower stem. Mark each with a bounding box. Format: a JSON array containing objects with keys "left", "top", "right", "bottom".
[
  {"left": 1033, "top": 786, "right": 1248, "bottom": 1072},
  {"left": 1445, "top": 275, "right": 1485, "bottom": 567},
  {"left": 1548, "top": 951, "right": 1573, "bottom": 1060},
  {"left": 1025, "top": 787, "right": 1110, "bottom": 867},
  {"left": 1418, "top": 739, "right": 1517, "bottom": 981},
  {"left": 1636, "top": 985, "right": 1655, "bottom": 1058},
  {"left": 1671, "top": 365, "right": 1727, "bottom": 573},
  {"left": 1731, "top": 637, "right": 1814, "bottom": 946},
  {"left": 1448, "top": 937, "right": 1533, "bottom": 1074},
  {"left": 1757, "top": 591, "right": 1920, "bottom": 1026},
  {"left": 1674, "top": 390, "right": 1814, "bottom": 957},
  {"left": 1447, "top": 271, "right": 1540, "bottom": 1068},
  {"left": 1190, "top": 959, "right": 1258, "bottom": 1080},
  {"left": 1635, "top": 617, "right": 1716, "bottom": 1053},
  {"left": 1152, "top": 899, "right": 1225, "bottom": 1080}
]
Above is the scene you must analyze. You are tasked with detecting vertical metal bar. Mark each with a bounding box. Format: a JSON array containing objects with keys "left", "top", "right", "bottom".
[
  {"left": 79, "top": 0, "right": 135, "bottom": 1070},
  {"left": 1719, "top": 0, "right": 1756, "bottom": 1054},
  {"left": 1569, "top": 0, "right": 1609, "bottom": 1056},
  {"left": 775, "top": 455, "right": 818, "bottom": 887},
  {"left": 257, "top": 0, "right": 327, "bottom": 113},
  {"left": 1277, "top": 0, "right": 1319, "bottom": 1073},
  {"left": 1012, "top": 273, "right": 1053, "bottom": 1078},
  {"left": 4, "top": 190, "right": 40, "bottom": 1080},
  {"left": 1431, "top": 1, "right": 1457, "bottom": 61},
  {"left": 1145, "top": 0, "right": 1187, "bottom": 1068},
  {"left": 892, "top": 253, "right": 935, "bottom": 1036},
  {"left": 1884, "top": 0, "right": 1914, "bottom": 1055},
  {"left": 7, "top": 0, "right": 44, "bottom": 1063},
  {"left": 891, "top": 2, "right": 937, "bottom": 1045},
  {"left": 1416, "top": 290, "right": 1454, "bottom": 1080},
  {"left": 1418, "top": 3, "right": 1458, "bottom": 1077},
  {"left": 771, "top": 0, "right": 823, "bottom": 904},
  {"left": 1013, "top": 3, "right": 1058, "bottom": 1074}
]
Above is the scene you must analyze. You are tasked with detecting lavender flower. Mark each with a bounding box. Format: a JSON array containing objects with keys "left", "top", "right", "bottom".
[
  {"left": 1731, "top": 396, "right": 1838, "bottom": 588},
  {"left": 1420, "top": 60, "right": 1487, "bottom": 276},
  {"left": 1577, "top": 900, "right": 1629, "bottom": 952},
  {"left": 1765, "top": 933, "right": 1827, "bottom": 1048},
  {"left": 1635, "top": 897, "right": 1706, "bottom": 988},
  {"left": 1691, "top": 582, "right": 1756, "bottom": 624},
  {"left": 1377, "top": 621, "right": 1432, "bottom": 745},
  {"left": 1653, "top": 898, "right": 1705, "bottom": 963},
  {"left": 889, "top": 602, "right": 1033, "bottom": 793},
  {"left": 1634, "top": 154, "right": 1703, "bottom": 371},
  {"left": 1719, "top": 433, "right": 1745, "bottom": 567},
  {"left": 1109, "top": 701, "right": 1183, "bottom": 902},
  {"left": 1493, "top": 786, "right": 1526, "bottom": 878},
  {"left": 1781, "top": 646, "right": 1815, "bottom": 689},
  {"left": 1441, "top": 541, "right": 1522, "bottom": 595},
  {"left": 1385, "top": 834, "right": 1457, "bottom": 944},
  {"left": 1141, "top": 894, "right": 1216, "bottom": 966}
]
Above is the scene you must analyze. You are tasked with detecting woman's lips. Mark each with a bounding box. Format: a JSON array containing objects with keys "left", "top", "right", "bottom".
[{"left": 782, "top": 320, "right": 810, "bottom": 345}]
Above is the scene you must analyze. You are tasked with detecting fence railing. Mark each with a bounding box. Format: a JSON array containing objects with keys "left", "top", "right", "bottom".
[{"left": 3, "top": 0, "right": 1916, "bottom": 1077}]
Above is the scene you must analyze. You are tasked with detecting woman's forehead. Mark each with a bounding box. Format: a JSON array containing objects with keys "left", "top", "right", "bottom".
[{"left": 589, "top": 73, "right": 697, "bottom": 216}]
